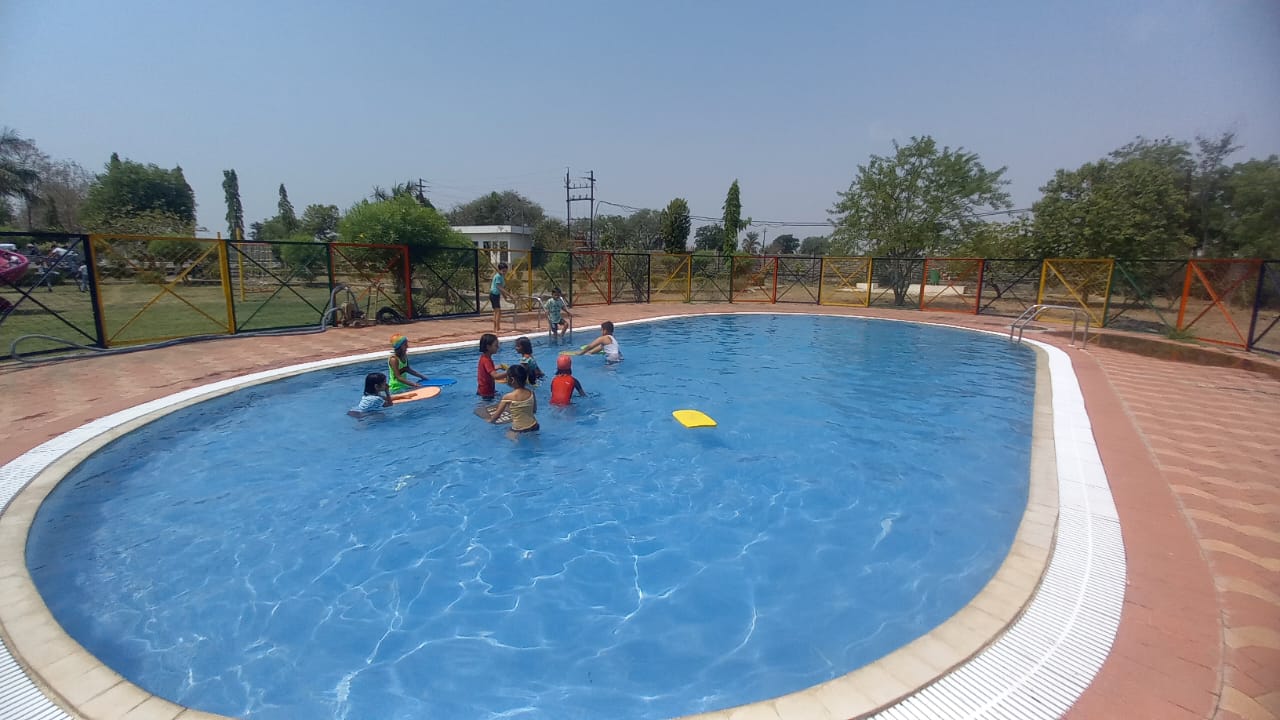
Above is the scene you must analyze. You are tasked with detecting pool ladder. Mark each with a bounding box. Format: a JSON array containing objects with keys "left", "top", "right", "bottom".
[{"left": 1010, "top": 304, "right": 1092, "bottom": 347}]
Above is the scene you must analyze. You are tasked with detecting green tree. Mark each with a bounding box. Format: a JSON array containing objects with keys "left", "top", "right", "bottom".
[
  {"left": 82, "top": 153, "right": 197, "bottom": 234},
  {"left": 955, "top": 218, "right": 1035, "bottom": 258},
  {"left": 658, "top": 198, "right": 692, "bottom": 252},
  {"left": 721, "top": 180, "right": 749, "bottom": 255},
  {"left": 27, "top": 157, "right": 90, "bottom": 231},
  {"left": 693, "top": 224, "right": 722, "bottom": 251},
  {"left": 446, "top": 190, "right": 545, "bottom": 226},
  {"left": 339, "top": 194, "right": 469, "bottom": 264},
  {"left": 0, "top": 128, "right": 42, "bottom": 229},
  {"left": 222, "top": 169, "right": 245, "bottom": 241},
  {"left": 1192, "top": 132, "right": 1240, "bottom": 256},
  {"left": 532, "top": 218, "right": 570, "bottom": 251},
  {"left": 830, "top": 136, "right": 1010, "bottom": 303},
  {"left": 372, "top": 180, "right": 435, "bottom": 209},
  {"left": 299, "top": 203, "right": 340, "bottom": 240},
  {"left": 1032, "top": 157, "right": 1192, "bottom": 259},
  {"left": 277, "top": 184, "right": 298, "bottom": 235},
  {"left": 1222, "top": 156, "right": 1280, "bottom": 258},
  {"left": 767, "top": 233, "right": 800, "bottom": 254},
  {"left": 741, "top": 230, "right": 761, "bottom": 255},
  {"left": 798, "top": 235, "right": 829, "bottom": 255}
]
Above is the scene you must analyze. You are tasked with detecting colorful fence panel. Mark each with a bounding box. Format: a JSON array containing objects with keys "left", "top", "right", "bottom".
[
  {"left": 1038, "top": 258, "right": 1114, "bottom": 326},
  {"left": 608, "top": 253, "right": 649, "bottom": 304},
  {"left": 868, "top": 257, "right": 925, "bottom": 307},
  {"left": 0, "top": 232, "right": 100, "bottom": 356},
  {"left": 1178, "top": 258, "right": 1262, "bottom": 349},
  {"left": 689, "top": 254, "right": 731, "bottom": 303},
  {"left": 571, "top": 251, "right": 612, "bottom": 306},
  {"left": 649, "top": 253, "right": 692, "bottom": 302},
  {"left": 327, "top": 242, "right": 413, "bottom": 323},
  {"left": 978, "top": 259, "right": 1042, "bottom": 317},
  {"left": 1249, "top": 260, "right": 1279, "bottom": 355},
  {"left": 731, "top": 256, "right": 777, "bottom": 303},
  {"left": 229, "top": 241, "right": 333, "bottom": 331},
  {"left": 1104, "top": 260, "right": 1187, "bottom": 333},
  {"left": 90, "top": 234, "right": 234, "bottom": 347},
  {"left": 818, "top": 257, "right": 872, "bottom": 307},
  {"left": 919, "top": 258, "right": 984, "bottom": 314},
  {"left": 775, "top": 256, "right": 821, "bottom": 304},
  {"left": 412, "top": 247, "right": 481, "bottom": 318}
]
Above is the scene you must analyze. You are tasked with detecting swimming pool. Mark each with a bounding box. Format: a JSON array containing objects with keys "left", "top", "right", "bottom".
[{"left": 26, "top": 314, "right": 1037, "bottom": 719}]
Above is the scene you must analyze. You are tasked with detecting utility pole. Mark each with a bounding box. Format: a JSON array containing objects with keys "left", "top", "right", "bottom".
[
  {"left": 565, "top": 169, "right": 595, "bottom": 249},
  {"left": 415, "top": 178, "right": 429, "bottom": 207}
]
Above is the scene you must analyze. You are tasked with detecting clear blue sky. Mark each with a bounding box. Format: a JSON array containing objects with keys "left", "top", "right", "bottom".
[{"left": 3, "top": 0, "right": 1278, "bottom": 238}]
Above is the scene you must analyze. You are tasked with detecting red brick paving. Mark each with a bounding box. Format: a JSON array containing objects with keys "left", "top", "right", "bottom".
[{"left": 2, "top": 303, "right": 1277, "bottom": 719}]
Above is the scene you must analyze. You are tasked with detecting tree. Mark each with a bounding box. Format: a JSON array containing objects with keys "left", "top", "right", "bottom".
[
  {"left": 299, "top": 203, "right": 340, "bottom": 240},
  {"left": 222, "top": 170, "right": 245, "bottom": 241},
  {"left": 372, "top": 180, "right": 435, "bottom": 209},
  {"left": 1032, "top": 158, "right": 1192, "bottom": 259},
  {"left": 446, "top": 190, "right": 545, "bottom": 226},
  {"left": 798, "top": 235, "right": 829, "bottom": 255},
  {"left": 694, "top": 224, "right": 722, "bottom": 251},
  {"left": 27, "top": 158, "right": 90, "bottom": 231},
  {"left": 1221, "top": 156, "right": 1280, "bottom": 259},
  {"left": 277, "top": 184, "right": 298, "bottom": 235},
  {"left": 955, "top": 218, "right": 1035, "bottom": 258},
  {"left": 532, "top": 218, "right": 570, "bottom": 251},
  {"left": 1192, "top": 132, "right": 1240, "bottom": 256},
  {"left": 830, "top": 136, "right": 1010, "bottom": 303},
  {"left": 741, "top": 230, "right": 762, "bottom": 255},
  {"left": 0, "top": 129, "right": 40, "bottom": 222},
  {"left": 338, "top": 194, "right": 469, "bottom": 264},
  {"left": 767, "top": 233, "right": 800, "bottom": 254},
  {"left": 721, "top": 180, "right": 749, "bottom": 255},
  {"left": 658, "top": 198, "right": 692, "bottom": 252},
  {"left": 595, "top": 209, "right": 662, "bottom": 251},
  {"left": 82, "top": 153, "right": 197, "bottom": 235}
]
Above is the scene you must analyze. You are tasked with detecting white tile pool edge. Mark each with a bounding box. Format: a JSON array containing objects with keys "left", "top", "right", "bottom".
[{"left": 0, "top": 315, "right": 1123, "bottom": 720}]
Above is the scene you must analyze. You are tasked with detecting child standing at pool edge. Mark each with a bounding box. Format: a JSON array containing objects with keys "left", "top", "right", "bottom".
[
  {"left": 348, "top": 372, "right": 393, "bottom": 417},
  {"left": 388, "top": 334, "right": 427, "bottom": 393},
  {"left": 550, "top": 355, "right": 586, "bottom": 405},
  {"left": 490, "top": 262, "right": 514, "bottom": 333}
]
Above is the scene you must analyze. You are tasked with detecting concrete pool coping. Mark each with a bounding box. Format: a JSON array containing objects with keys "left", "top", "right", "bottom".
[{"left": 0, "top": 314, "right": 1123, "bottom": 720}]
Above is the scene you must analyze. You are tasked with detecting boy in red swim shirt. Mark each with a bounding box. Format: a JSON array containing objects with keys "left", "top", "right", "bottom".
[{"left": 550, "top": 354, "right": 587, "bottom": 405}]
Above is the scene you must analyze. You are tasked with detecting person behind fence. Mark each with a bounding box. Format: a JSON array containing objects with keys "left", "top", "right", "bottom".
[
  {"left": 550, "top": 354, "right": 587, "bottom": 405},
  {"left": 487, "top": 364, "right": 539, "bottom": 437},
  {"left": 76, "top": 262, "right": 88, "bottom": 292},
  {"left": 490, "top": 262, "right": 513, "bottom": 333},
  {"left": 544, "top": 287, "right": 572, "bottom": 341},
  {"left": 348, "top": 372, "right": 393, "bottom": 417},
  {"left": 577, "top": 321, "right": 622, "bottom": 363},
  {"left": 388, "top": 334, "right": 427, "bottom": 393},
  {"left": 514, "top": 336, "right": 545, "bottom": 386}
]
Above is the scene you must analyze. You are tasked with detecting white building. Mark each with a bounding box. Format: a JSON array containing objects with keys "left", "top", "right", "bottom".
[{"left": 451, "top": 225, "right": 534, "bottom": 266}]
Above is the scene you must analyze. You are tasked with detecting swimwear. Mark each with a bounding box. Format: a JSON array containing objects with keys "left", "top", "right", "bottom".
[
  {"left": 477, "top": 354, "right": 497, "bottom": 398},
  {"left": 550, "top": 374, "right": 580, "bottom": 405},
  {"left": 506, "top": 393, "right": 538, "bottom": 432},
  {"left": 388, "top": 356, "right": 415, "bottom": 393}
]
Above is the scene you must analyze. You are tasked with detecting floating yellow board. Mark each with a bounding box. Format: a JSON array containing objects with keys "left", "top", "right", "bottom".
[
  {"left": 392, "top": 386, "right": 442, "bottom": 404},
  {"left": 673, "top": 409, "right": 716, "bottom": 428}
]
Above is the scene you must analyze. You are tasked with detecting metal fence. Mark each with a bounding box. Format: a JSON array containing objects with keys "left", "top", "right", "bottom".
[{"left": 2, "top": 231, "right": 1277, "bottom": 358}]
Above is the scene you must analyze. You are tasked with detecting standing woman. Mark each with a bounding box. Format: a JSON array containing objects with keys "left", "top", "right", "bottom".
[{"left": 387, "top": 334, "right": 427, "bottom": 393}]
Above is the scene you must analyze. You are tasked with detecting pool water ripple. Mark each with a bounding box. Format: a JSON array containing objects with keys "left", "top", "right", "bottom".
[{"left": 27, "top": 314, "right": 1036, "bottom": 719}]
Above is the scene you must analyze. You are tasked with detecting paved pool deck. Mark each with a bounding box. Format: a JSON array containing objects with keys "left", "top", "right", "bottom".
[{"left": 0, "top": 303, "right": 1276, "bottom": 720}]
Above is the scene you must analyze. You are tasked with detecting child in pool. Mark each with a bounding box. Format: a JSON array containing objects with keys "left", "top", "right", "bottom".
[
  {"left": 348, "top": 372, "right": 393, "bottom": 417},
  {"left": 388, "top": 334, "right": 427, "bottom": 393},
  {"left": 550, "top": 354, "right": 587, "bottom": 405},
  {"left": 544, "top": 287, "right": 572, "bottom": 341},
  {"left": 476, "top": 333, "right": 508, "bottom": 401},
  {"left": 513, "top": 336, "right": 545, "bottom": 386},
  {"left": 487, "top": 364, "right": 539, "bottom": 438},
  {"left": 577, "top": 321, "right": 622, "bottom": 363}
]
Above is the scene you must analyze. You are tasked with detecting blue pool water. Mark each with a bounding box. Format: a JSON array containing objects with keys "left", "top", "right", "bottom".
[{"left": 28, "top": 314, "right": 1036, "bottom": 719}]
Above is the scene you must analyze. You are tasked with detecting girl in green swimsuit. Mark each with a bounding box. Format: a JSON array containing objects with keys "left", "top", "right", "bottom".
[{"left": 388, "top": 334, "right": 428, "bottom": 393}]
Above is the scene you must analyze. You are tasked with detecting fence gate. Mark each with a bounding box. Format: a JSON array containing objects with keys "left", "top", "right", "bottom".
[
  {"left": 818, "top": 257, "right": 872, "bottom": 307},
  {"left": 1178, "top": 258, "right": 1263, "bottom": 349},
  {"left": 1038, "top": 258, "right": 1114, "bottom": 327}
]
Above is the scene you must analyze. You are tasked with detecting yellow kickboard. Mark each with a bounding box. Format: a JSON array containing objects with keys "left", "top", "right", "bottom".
[
  {"left": 391, "top": 386, "right": 442, "bottom": 404},
  {"left": 673, "top": 409, "right": 716, "bottom": 428}
]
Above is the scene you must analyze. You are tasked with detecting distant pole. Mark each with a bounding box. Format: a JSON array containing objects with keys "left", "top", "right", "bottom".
[
  {"left": 588, "top": 170, "right": 596, "bottom": 248},
  {"left": 565, "top": 168, "right": 571, "bottom": 245}
]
